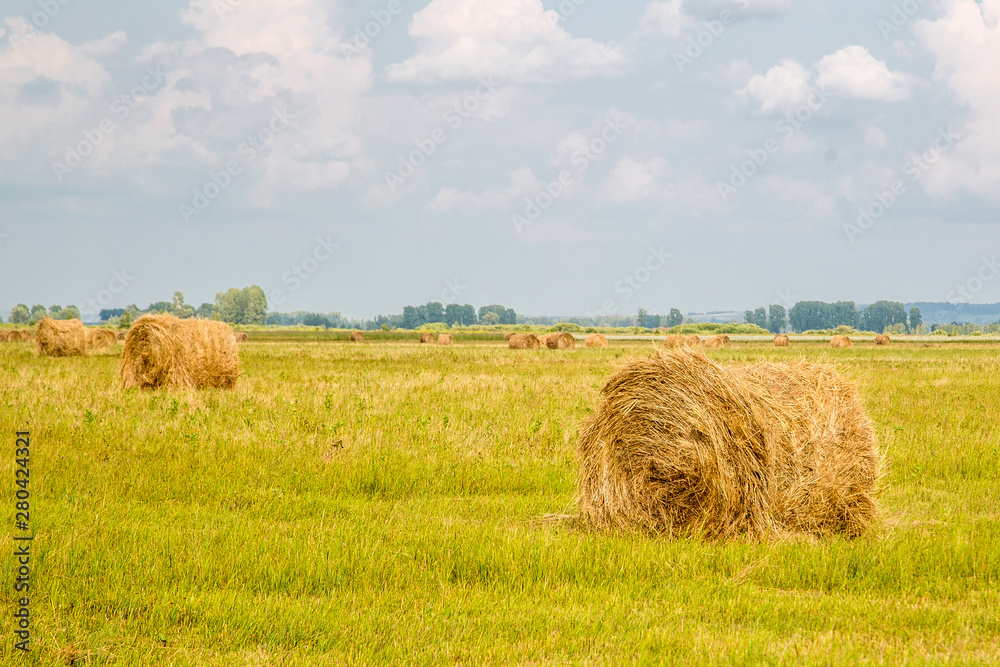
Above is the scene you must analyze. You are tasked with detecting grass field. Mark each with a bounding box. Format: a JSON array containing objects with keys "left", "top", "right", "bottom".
[{"left": 2, "top": 337, "right": 999, "bottom": 664}]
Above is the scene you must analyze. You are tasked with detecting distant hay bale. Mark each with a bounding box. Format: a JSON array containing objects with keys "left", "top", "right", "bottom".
[
  {"left": 830, "top": 335, "right": 853, "bottom": 348},
  {"left": 438, "top": 333, "right": 453, "bottom": 345},
  {"left": 684, "top": 334, "right": 702, "bottom": 347},
  {"left": 350, "top": 331, "right": 364, "bottom": 342},
  {"left": 503, "top": 332, "right": 514, "bottom": 341},
  {"left": 874, "top": 334, "right": 890, "bottom": 345},
  {"left": 233, "top": 331, "right": 249, "bottom": 343},
  {"left": 577, "top": 349, "right": 881, "bottom": 539},
  {"left": 661, "top": 335, "right": 683, "bottom": 348},
  {"left": 508, "top": 333, "right": 541, "bottom": 350},
  {"left": 545, "top": 332, "right": 576, "bottom": 350},
  {"left": 116, "top": 331, "right": 127, "bottom": 341},
  {"left": 0, "top": 331, "right": 7, "bottom": 342},
  {"left": 120, "top": 314, "right": 239, "bottom": 390},
  {"left": 585, "top": 334, "right": 609, "bottom": 348},
  {"left": 35, "top": 318, "right": 90, "bottom": 357},
  {"left": 774, "top": 335, "right": 791, "bottom": 347},
  {"left": 7, "top": 330, "right": 32, "bottom": 343},
  {"left": 537, "top": 334, "right": 552, "bottom": 346},
  {"left": 419, "top": 332, "right": 434, "bottom": 344},
  {"left": 87, "top": 329, "right": 118, "bottom": 349},
  {"left": 704, "top": 335, "right": 728, "bottom": 348}
]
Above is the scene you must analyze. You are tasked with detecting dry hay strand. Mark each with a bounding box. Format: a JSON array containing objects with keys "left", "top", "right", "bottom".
[
  {"left": 585, "top": 334, "right": 609, "bottom": 348},
  {"left": 349, "top": 331, "right": 364, "bottom": 342},
  {"left": 508, "top": 333, "right": 541, "bottom": 350},
  {"left": 545, "top": 332, "right": 576, "bottom": 350},
  {"left": 874, "top": 334, "right": 890, "bottom": 345},
  {"left": 35, "top": 318, "right": 90, "bottom": 357},
  {"left": 577, "top": 348, "right": 881, "bottom": 540},
  {"left": 233, "top": 331, "right": 249, "bottom": 343},
  {"left": 503, "top": 332, "right": 514, "bottom": 341},
  {"left": 830, "top": 335, "right": 853, "bottom": 348},
  {"left": 438, "top": 333, "right": 453, "bottom": 345},
  {"left": 661, "top": 335, "right": 683, "bottom": 348},
  {"left": 773, "top": 335, "right": 791, "bottom": 347},
  {"left": 419, "top": 332, "right": 434, "bottom": 344},
  {"left": 117, "top": 331, "right": 127, "bottom": 340},
  {"left": 87, "top": 329, "right": 118, "bottom": 349},
  {"left": 704, "top": 336, "right": 728, "bottom": 348},
  {"left": 120, "top": 314, "right": 239, "bottom": 390}
]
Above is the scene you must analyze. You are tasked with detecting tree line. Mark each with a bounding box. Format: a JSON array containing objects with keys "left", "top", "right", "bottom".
[{"left": 744, "top": 301, "right": 922, "bottom": 334}]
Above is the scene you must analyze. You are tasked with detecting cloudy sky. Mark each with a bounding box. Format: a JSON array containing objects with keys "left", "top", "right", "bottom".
[{"left": 1, "top": 0, "right": 998, "bottom": 320}]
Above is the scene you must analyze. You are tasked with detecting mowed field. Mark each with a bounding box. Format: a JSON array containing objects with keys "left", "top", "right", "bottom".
[{"left": 2, "top": 336, "right": 999, "bottom": 665}]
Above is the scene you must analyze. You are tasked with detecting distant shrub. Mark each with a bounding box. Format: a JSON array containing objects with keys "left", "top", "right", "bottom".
[
  {"left": 550, "top": 322, "right": 582, "bottom": 332},
  {"left": 415, "top": 322, "right": 449, "bottom": 331},
  {"left": 663, "top": 322, "right": 769, "bottom": 335}
]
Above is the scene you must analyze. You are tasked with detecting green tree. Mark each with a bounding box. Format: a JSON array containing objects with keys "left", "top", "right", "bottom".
[
  {"left": 480, "top": 311, "right": 501, "bottom": 325},
  {"left": 119, "top": 310, "right": 132, "bottom": 329},
  {"left": 637, "top": 308, "right": 649, "bottom": 328},
  {"left": 57, "top": 306, "right": 81, "bottom": 320},
  {"left": 909, "top": 306, "right": 922, "bottom": 333},
  {"left": 744, "top": 307, "right": 767, "bottom": 329},
  {"left": 789, "top": 301, "right": 834, "bottom": 332},
  {"left": 402, "top": 306, "right": 421, "bottom": 329},
  {"left": 147, "top": 301, "right": 172, "bottom": 314},
  {"left": 831, "top": 301, "right": 860, "bottom": 328},
  {"left": 861, "top": 300, "right": 907, "bottom": 334},
  {"left": 767, "top": 304, "right": 787, "bottom": 333},
  {"left": 214, "top": 286, "right": 268, "bottom": 325},
  {"left": 425, "top": 302, "right": 445, "bottom": 324},
  {"left": 665, "top": 308, "right": 683, "bottom": 328},
  {"left": 196, "top": 303, "right": 215, "bottom": 319},
  {"left": 171, "top": 292, "right": 195, "bottom": 318},
  {"left": 49, "top": 305, "right": 62, "bottom": 317},
  {"left": 29, "top": 305, "right": 46, "bottom": 324},
  {"left": 9, "top": 304, "right": 29, "bottom": 325},
  {"left": 479, "top": 304, "right": 516, "bottom": 325}
]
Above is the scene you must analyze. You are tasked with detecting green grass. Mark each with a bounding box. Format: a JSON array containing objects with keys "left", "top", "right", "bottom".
[{"left": 2, "top": 338, "right": 999, "bottom": 664}]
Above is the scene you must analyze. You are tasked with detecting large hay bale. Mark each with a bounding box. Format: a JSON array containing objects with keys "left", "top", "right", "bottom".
[
  {"left": 704, "top": 336, "right": 727, "bottom": 348},
  {"left": 577, "top": 349, "right": 881, "bottom": 539},
  {"left": 87, "top": 329, "right": 118, "bottom": 349},
  {"left": 4, "top": 329, "right": 31, "bottom": 343},
  {"left": 0, "top": 331, "right": 8, "bottom": 342},
  {"left": 684, "top": 334, "right": 702, "bottom": 347},
  {"left": 503, "top": 332, "right": 514, "bottom": 341},
  {"left": 874, "top": 334, "right": 890, "bottom": 345},
  {"left": 35, "top": 318, "right": 90, "bottom": 357},
  {"left": 508, "top": 333, "right": 541, "bottom": 350},
  {"left": 419, "top": 332, "right": 434, "bottom": 344},
  {"left": 438, "top": 333, "right": 453, "bottom": 345},
  {"left": 120, "top": 314, "right": 239, "bottom": 390},
  {"left": 537, "top": 334, "right": 552, "bottom": 346},
  {"left": 661, "top": 335, "right": 683, "bottom": 348},
  {"left": 350, "top": 331, "right": 364, "bottom": 342},
  {"left": 545, "top": 332, "right": 576, "bottom": 350},
  {"left": 830, "top": 335, "right": 852, "bottom": 348},
  {"left": 585, "top": 334, "right": 609, "bottom": 348},
  {"left": 773, "top": 335, "right": 790, "bottom": 347},
  {"left": 233, "top": 331, "right": 249, "bottom": 343}
]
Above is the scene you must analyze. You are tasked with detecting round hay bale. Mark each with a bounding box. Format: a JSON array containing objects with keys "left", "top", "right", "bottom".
[
  {"left": 537, "top": 334, "right": 551, "bottom": 346},
  {"left": 35, "top": 318, "right": 90, "bottom": 357},
  {"left": 508, "top": 333, "right": 541, "bottom": 350},
  {"left": 577, "top": 349, "right": 881, "bottom": 539},
  {"left": 233, "top": 331, "right": 249, "bottom": 343},
  {"left": 719, "top": 335, "right": 731, "bottom": 344},
  {"left": 0, "top": 331, "right": 8, "bottom": 342},
  {"left": 87, "top": 328, "right": 118, "bottom": 349},
  {"left": 661, "top": 335, "right": 683, "bottom": 348},
  {"left": 704, "top": 336, "right": 726, "bottom": 348},
  {"left": 830, "top": 335, "right": 852, "bottom": 348},
  {"left": 120, "top": 314, "right": 239, "bottom": 390},
  {"left": 545, "top": 332, "right": 576, "bottom": 350},
  {"left": 7, "top": 329, "right": 32, "bottom": 343},
  {"left": 503, "top": 332, "right": 514, "bottom": 341},
  {"left": 419, "top": 332, "right": 434, "bottom": 344},
  {"left": 349, "top": 331, "right": 364, "bottom": 342},
  {"left": 773, "top": 334, "right": 790, "bottom": 347},
  {"left": 874, "top": 334, "right": 890, "bottom": 345},
  {"left": 438, "top": 333, "right": 453, "bottom": 345},
  {"left": 117, "top": 331, "right": 127, "bottom": 341},
  {"left": 585, "top": 333, "right": 609, "bottom": 348},
  {"left": 684, "top": 334, "right": 702, "bottom": 347}
]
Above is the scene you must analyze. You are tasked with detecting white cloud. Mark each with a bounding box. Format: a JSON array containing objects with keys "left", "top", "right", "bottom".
[
  {"left": 599, "top": 156, "right": 670, "bottom": 202},
  {"left": 815, "top": 45, "right": 915, "bottom": 102},
  {"left": 683, "top": 0, "right": 799, "bottom": 19},
  {"left": 426, "top": 166, "right": 539, "bottom": 213},
  {"left": 640, "top": 1, "right": 691, "bottom": 37},
  {"left": 385, "top": 0, "right": 627, "bottom": 84},
  {"left": 913, "top": 0, "right": 1000, "bottom": 201},
  {"left": 737, "top": 59, "right": 812, "bottom": 113}
]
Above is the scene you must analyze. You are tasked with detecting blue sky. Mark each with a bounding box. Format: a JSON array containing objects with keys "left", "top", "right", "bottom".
[{"left": 1, "top": 0, "right": 998, "bottom": 320}]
